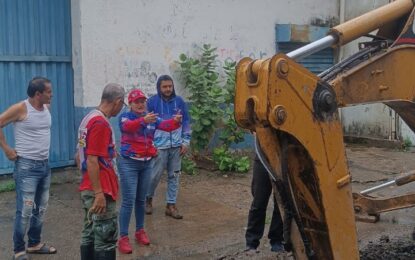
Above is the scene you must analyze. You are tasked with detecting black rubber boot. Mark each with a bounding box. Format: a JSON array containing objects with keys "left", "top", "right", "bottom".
[
  {"left": 80, "top": 244, "right": 94, "bottom": 260},
  {"left": 94, "top": 249, "right": 116, "bottom": 260}
]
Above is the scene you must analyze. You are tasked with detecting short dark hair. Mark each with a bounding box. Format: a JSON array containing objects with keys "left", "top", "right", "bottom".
[{"left": 27, "top": 77, "right": 51, "bottom": 97}]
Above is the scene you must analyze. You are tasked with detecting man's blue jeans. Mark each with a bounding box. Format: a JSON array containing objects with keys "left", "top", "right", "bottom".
[
  {"left": 13, "top": 157, "right": 51, "bottom": 253},
  {"left": 147, "top": 147, "right": 181, "bottom": 204},
  {"left": 117, "top": 156, "right": 152, "bottom": 237}
]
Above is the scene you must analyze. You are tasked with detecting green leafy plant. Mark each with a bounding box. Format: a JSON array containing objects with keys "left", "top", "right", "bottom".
[
  {"left": 181, "top": 155, "right": 197, "bottom": 175},
  {"left": 214, "top": 60, "right": 249, "bottom": 173},
  {"left": 222, "top": 60, "right": 237, "bottom": 104},
  {"left": 402, "top": 137, "right": 413, "bottom": 151},
  {"left": 178, "top": 44, "right": 224, "bottom": 153},
  {"left": 213, "top": 146, "right": 232, "bottom": 171},
  {"left": 234, "top": 157, "right": 250, "bottom": 173},
  {"left": 177, "top": 44, "right": 250, "bottom": 173},
  {"left": 0, "top": 180, "right": 15, "bottom": 193},
  {"left": 219, "top": 60, "right": 246, "bottom": 148},
  {"left": 213, "top": 146, "right": 250, "bottom": 173}
]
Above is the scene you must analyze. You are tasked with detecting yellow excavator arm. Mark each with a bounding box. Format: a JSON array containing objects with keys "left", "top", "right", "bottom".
[{"left": 234, "top": 0, "right": 415, "bottom": 259}]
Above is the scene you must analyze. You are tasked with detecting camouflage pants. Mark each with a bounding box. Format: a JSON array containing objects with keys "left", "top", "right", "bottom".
[{"left": 80, "top": 191, "right": 118, "bottom": 251}]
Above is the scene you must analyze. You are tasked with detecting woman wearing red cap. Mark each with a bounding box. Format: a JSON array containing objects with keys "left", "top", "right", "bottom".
[{"left": 117, "top": 89, "right": 182, "bottom": 254}]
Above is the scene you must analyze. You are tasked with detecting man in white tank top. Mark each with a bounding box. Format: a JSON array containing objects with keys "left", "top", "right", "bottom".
[{"left": 0, "top": 77, "right": 55, "bottom": 260}]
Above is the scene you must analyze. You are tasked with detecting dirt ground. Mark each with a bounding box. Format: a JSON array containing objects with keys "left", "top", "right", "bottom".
[{"left": 1, "top": 144, "right": 415, "bottom": 259}]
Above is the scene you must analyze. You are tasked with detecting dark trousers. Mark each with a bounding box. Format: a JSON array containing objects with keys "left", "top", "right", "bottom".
[{"left": 245, "top": 156, "right": 283, "bottom": 249}]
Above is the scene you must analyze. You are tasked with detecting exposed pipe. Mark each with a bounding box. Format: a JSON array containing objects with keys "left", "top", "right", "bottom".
[
  {"left": 287, "top": 0, "right": 414, "bottom": 61},
  {"left": 287, "top": 35, "right": 337, "bottom": 61},
  {"left": 360, "top": 170, "right": 415, "bottom": 195},
  {"left": 360, "top": 180, "right": 396, "bottom": 195}
]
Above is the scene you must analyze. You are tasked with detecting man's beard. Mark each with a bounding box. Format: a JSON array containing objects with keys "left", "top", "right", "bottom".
[{"left": 162, "top": 92, "right": 173, "bottom": 99}]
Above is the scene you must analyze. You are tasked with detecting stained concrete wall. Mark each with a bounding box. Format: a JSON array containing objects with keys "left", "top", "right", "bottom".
[
  {"left": 339, "top": 0, "right": 415, "bottom": 143},
  {"left": 71, "top": 0, "right": 415, "bottom": 146},
  {"left": 71, "top": 0, "right": 339, "bottom": 108}
]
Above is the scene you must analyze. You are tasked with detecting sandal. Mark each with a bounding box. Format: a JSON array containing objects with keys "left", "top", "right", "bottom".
[
  {"left": 12, "top": 252, "right": 30, "bottom": 260},
  {"left": 26, "top": 243, "right": 57, "bottom": 254}
]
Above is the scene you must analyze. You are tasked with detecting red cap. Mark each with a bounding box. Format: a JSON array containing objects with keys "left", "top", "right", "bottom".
[{"left": 128, "top": 89, "right": 147, "bottom": 103}]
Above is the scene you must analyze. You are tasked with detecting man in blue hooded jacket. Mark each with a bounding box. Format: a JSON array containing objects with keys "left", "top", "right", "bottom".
[{"left": 145, "top": 75, "right": 191, "bottom": 219}]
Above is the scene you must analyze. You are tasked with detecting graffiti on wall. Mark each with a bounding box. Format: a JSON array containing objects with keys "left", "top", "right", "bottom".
[
  {"left": 122, "top": 59, "right": 158, "bottom": 96},
  {"left": 119, "top": 46, "right": 268, "bottom": 96},
  {"left": 217, "top": 48, "right": 268, "bottom": 63}
]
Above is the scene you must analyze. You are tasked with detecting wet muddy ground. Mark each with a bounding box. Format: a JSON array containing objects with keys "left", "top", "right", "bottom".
[
  {"left": 1, "top": 144, "right": 415, "bottom": 259},
  {"left": 360, "top": 236, "right": 415, "bottom": 260}
]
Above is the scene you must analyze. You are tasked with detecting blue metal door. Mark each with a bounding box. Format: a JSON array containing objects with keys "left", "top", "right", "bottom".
[
  {"left": 0, "top": 0, "right": 74, "bottom": 174},
  {"left": 276, "top": 24, "right": 335, "bottom": 74}
]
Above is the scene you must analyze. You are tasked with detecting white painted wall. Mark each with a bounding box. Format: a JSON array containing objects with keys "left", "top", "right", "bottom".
[
  {"left": 71, "top": 0, "right": 415, "bottom": 143},
  {"left": 71, "top": 0, "right": 339, "bottom": 107},
  {"left": 340, "top": 0, "right": 390, "bottom": 139},
  {"left": 339, "top": 0, "right": 415, "bottom": 143}
]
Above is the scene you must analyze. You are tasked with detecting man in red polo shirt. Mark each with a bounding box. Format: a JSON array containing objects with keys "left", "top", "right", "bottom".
[{"left": 77, "top": 83, "right": 125, "bottom": 260}]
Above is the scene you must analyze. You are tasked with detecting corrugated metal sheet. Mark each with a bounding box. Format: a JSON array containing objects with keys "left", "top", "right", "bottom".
[
  {"left": 275, "top": 24, "right": 335, "bottom": 74},
  {"left": 277, "top": 42, "right": 334, "bottom": 74},
  {"left": 0, "top": 0, "right": 74, "bottom": 174}
]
